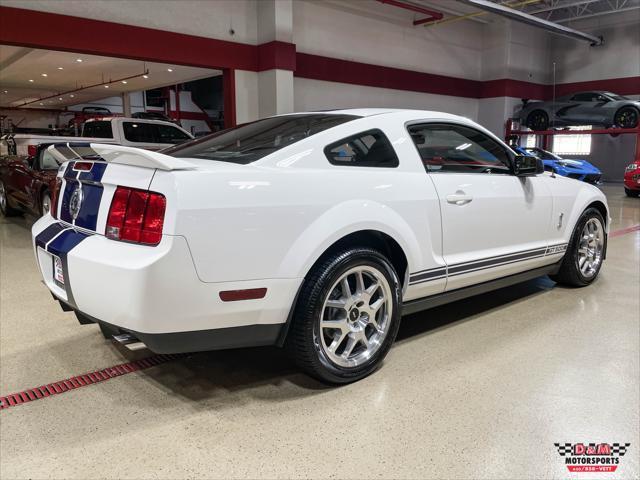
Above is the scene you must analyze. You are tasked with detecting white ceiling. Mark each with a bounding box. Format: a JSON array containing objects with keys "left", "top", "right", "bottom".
[{"left": 0, "top": 46, "right": 221, "bottom": 109}]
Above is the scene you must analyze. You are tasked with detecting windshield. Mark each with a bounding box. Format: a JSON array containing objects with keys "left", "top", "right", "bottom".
[
  {"left": 525, "top": 147, "right": 560, "bottom": 160},
  {"left": 163, "top": 114, "right": 360, "bottom": 164},
  {"left": 604, "top": 92, "right": 628, "bottom": 101}
]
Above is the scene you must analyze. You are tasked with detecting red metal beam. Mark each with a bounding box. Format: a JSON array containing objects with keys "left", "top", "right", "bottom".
[{"left": 377, "top": 0, "right": 443, "bottom": 23}]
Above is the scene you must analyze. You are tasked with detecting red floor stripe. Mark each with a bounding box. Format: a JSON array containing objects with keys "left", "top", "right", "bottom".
[
  {"left": 610, "top": 224, "right": 640, "bottom": 238},
  {"left": 0, "top": 354, "right": 186, "bottom": 410}
]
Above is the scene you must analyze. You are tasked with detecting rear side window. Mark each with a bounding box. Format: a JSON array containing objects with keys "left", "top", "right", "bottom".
[
  {"left": 83, "top": 121, "right": 113, "bottom": 138},
  {"left": 123, "top": 122, "right": 190, "bottom": 144},
  {"left": 163, "top": 114, "right": 359, "bottom": 164},
  {"left": 324, "top": 129, "right": 399, "bottom": 168}
]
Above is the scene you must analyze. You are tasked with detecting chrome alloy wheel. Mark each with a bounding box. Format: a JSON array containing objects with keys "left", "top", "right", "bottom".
[
  {"left": 577, "top": 218, "right": 604, "bottom": 278},
  {"left": 0, "top": 182, "right": 6, "bottom": 212},
  {"left": 41, "top": 193, "right": 51, "bottom": 216},
  {"left": 316, "top": 266, "right": 393, "bottom": 368}
]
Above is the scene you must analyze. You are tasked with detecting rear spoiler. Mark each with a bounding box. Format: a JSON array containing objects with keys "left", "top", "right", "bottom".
[{"left": 46, "top": 143, "right": 196, "bottom": 171}]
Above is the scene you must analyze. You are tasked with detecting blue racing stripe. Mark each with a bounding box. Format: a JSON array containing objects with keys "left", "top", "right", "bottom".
[
  {"left": 46, "top": 229, "right": 89, "bottom": 259},
  {"left": 78, "top": 162, "right": 107, "bottom": 183},
  {"left": 75, "top": 184, "right": 103, "bottom": 231},
  {"left": 34, "top": 222, "right": 66, "bottom": 250},
  {"left": 59, "top": 176, "right": 78, "bottom": 224}
]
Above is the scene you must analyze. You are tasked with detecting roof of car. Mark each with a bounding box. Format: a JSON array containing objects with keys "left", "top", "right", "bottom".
[{"left": 283, "top": 108, "right": 474, "bottom": 123}]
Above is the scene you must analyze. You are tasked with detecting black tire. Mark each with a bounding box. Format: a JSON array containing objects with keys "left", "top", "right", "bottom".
[
  {"left": 285, "top": 247, "right": 402, "bottom": 384},
  {"left": 625, "top": 187, "right": 640, "bottom": 198},
  {"left": 526, "top": 110, "right": 549, "bottom": 131},
  {"left": 40, "top": 189, "right": 51, "bottom": 216},
  {"left": 550, "top": 207, "right": 606, "bottom": 287},
  {"left": 614, "top": 106, "right": 639, "bottom": 129},
  {"left": 0, "top": 180, "right": 22, "bottom": 217}
]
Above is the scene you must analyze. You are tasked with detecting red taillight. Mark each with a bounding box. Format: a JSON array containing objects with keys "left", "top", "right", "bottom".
[
  {"left": 50, "top": 178, "right": 62, "bottom": 219},
  {"left": 106, "top": 187, "right": 166, "bottom": 246},
  {"left": 27, "top": 144, "right": 38, "bottom": 157}
]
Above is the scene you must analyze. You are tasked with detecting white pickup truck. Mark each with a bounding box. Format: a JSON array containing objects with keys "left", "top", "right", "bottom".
[{"left": 1, "top": 117, "right": 194, "bottom": 156}]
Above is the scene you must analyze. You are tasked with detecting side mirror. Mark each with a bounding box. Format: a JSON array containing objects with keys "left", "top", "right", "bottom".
[{"left": 513, "top": 155, "right": 543, "bottom": 176}]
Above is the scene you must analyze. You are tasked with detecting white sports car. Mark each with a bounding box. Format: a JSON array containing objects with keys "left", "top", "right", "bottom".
[{"left": 31, "top": 109, "right": 608, "bottom": 383}]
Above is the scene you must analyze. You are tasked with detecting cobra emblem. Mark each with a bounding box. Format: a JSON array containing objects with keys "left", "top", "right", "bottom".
[{"left": 69, "top": 187, "right": 83, "bottom": 220}]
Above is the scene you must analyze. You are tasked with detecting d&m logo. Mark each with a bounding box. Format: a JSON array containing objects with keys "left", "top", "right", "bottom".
[{"left": 554, "top": 442, "right": 631, "bottom": 473}]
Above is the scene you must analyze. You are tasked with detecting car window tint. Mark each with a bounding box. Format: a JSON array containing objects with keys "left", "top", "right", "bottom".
[
  {"left": 156, "top": 124, "right": 191, "bottom": 144},
  {"left": 324, "top": 129, "right": 399, "bottom": 168},
  {"left": 164, "top": 114, "right": 359, "bottom": 164},
  {"left": 571, "top": 92, "right": 598, "bottom": 101},
  {"left": 123, "top": 122, "right": 156, "bottom": 143},
  {"left": 407, "top": 123, "right": 510, "bottom": 174},
  {"left": 83, "top": 121, "right": 113, "bottom": 138},
  {"left": 40, "top": 149, "right": 60, "bottom": 169}
]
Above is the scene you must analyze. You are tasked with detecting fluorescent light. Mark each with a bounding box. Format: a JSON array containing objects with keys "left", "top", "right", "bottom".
[
  {"left": 76, "top": 58, "right": 83, "bottom": 62},
  {"left": 167, "top": 68, "right": 173, "bottom": 72},
  {"left": 57, "top": 67, "right": 64, "bottom": 70},
  {"left": 121, "top": 80, "right": 127, "bottom": 84},
  {"left": 104, "top": 85, "right": 109, "bottom": 88},
  {"left": 28, "top": 79, "right": 34, "bottom": 82},
  {"left": 142, "top": 75, "right": 149, "bottom": 79},
  {"left": 41, "top": 73, "right": 48, "bottom": 77}
]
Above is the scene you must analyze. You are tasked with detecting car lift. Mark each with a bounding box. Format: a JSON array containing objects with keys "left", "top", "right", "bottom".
[{"left": 504, "top": 118, "right": 640, "bottom": 164}]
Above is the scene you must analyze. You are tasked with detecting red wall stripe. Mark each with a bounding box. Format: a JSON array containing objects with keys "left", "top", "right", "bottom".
[{"left": 295, "top": 52, "right": 482, "bottom": 98}]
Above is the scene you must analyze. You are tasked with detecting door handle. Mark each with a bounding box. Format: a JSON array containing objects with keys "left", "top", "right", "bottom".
[{"left": 446, "top": 192, "right": 473, "bottom": 206}]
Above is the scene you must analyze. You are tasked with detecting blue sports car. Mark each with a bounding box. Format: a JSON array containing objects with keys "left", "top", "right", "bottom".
[{"left": 513, "top": 146, "right": 602, "bottom": 184}]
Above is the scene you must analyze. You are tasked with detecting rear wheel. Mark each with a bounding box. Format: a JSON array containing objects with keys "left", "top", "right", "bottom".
[
  {"left": 550, "top": 208, "right": 606, "bottom": 287},
  {"left": 526, "top": 110, "right": 549, "bottom": 131},
  {"left": 625, "top": 187, "right": 640, "bottom": 197},
  {"left": 0, "top": 180, "right": 21, "bottom": 217},
  {"left": 614, "top": 107, "right": 639, "bottom": 128},
  {"left": 286, "top": 247, "right": 401, "bottom": 384}
]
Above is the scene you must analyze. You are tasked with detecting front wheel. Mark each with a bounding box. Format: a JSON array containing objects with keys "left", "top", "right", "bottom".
[
  {"left": 0, "top": 180, "right": 21, "bottom": 217},
  {"left": 526, "top": 110, "right": 549, "bottom": 131},
  {"left": 40, "top": 190, "right": 52, "bottom": 216},
  {"left": 614, "top": 107, "right": 639, "bottom": 128},
  {"left": 286, "top": 247, "right": 401, "bottom": 384},
  {"left": 550, "top": 208, "right": 606, "bottom": 287}
]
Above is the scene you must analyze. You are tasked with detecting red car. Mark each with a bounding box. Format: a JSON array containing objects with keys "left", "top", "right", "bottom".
[
  {"left": 624, "top": 161, "right": 640, "bottom": 197},
  {"left": 0, "top": 143, "right": 60, "bottom": 217}
]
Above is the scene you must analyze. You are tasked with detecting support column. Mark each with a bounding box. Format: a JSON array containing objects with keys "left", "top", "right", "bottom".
[
  {"left": 256, "top": 0, "right": 294, "bottom": 118},
  {"left": 121, "top": 92, "right": 131, "bottom": 117}
]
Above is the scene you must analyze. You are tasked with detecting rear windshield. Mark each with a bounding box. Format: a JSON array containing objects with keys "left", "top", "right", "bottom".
[{"left": 163, "top": 114, "right": 360, "bottom": 164}]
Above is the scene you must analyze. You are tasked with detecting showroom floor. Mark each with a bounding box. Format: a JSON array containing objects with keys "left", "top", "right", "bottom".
[{"left": 1, "top": 184, "right": 638, "bottom": 480}]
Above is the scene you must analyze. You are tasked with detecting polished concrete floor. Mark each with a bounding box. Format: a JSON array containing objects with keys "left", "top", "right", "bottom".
[{"left": 1, "top": 184, "right": 638, "bottom": 479}]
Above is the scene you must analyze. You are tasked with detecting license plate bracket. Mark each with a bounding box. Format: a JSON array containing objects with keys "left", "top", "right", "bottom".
[{"left": 53, "top": 255, "right": 64, "bottom": 286}]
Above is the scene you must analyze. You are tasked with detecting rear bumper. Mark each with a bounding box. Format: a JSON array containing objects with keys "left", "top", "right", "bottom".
[{"left": 32, "top": 215, "right": 301, "bottom": 352}]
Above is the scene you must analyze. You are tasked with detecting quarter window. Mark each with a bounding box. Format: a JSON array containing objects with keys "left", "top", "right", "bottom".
[
  {"left": 324, "top": 129, "right": 399, "bottom": 168},
  {"left": 407, "top": 123, "right": 510, "bottom": 173}
]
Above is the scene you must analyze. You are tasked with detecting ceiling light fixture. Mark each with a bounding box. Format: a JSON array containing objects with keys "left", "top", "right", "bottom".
[
  {"left": 2, "top": 90, "right": 7, "bottom": 94},
  {"left": 143, "top": 75, "right": 149, "bottom": 79},
  {"left": 59, "top": 97, "right": 63, "bottom": 101},
  {"left": 104, "top": 85, "right": 109, "bottom": 88},
  {"left": 29, "top": 79, "right": 34, "bottom": 82},
  {"left": 70, "top": 94, "right": 75, "bottom": 98},
  {"left": 57, "top": 67, "right": 64, "bottom": 70},
  {"left": 167, "top": 68, "right": 173, "bottom": 72},
  {"left": 121, "top": 80, "right": 127, "bottom": 84},
  {"left": 40, "top": 102, "right": 44, "bottom": 105},
  {"left": 41, "top": 73, "right": 48, "bottom": 77},
  {"left": 76, "top": 58, "right": 83, "bottom": 62}
]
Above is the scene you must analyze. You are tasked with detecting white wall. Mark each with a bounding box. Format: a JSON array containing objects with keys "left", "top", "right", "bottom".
[
  {"left": 2, "top": 0, "right": 259, "bottom": 45},
  {"left": 294, "top": 78, "right": 479, "bottom": 120},
  {"left": 552, "top": 10, "right": 640, "bottom": 84},
  {"left": 293, "top": 0, "right": 485, "bottom": 80},
  {"left": 234, "top": 70, "right": 259, "bottom": 124}
]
